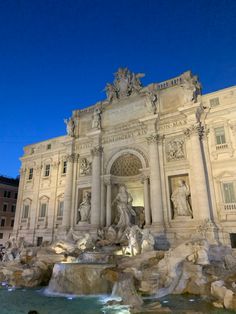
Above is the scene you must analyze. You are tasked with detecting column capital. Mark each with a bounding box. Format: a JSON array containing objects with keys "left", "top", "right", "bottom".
[
  {"left": 104, "top": 177, "right": 112, "bottom": 186},
  {"left": 184, "top": 123, "right": 208, "bottom": 140},
  {"left": 91, "top": 146, "right": 103, "bottom": 157},
  {"left": 65, "top": 153, "right": 79, "bottom": 163},
  {"left": 141, "top": 174, "right": 149, "bottom": 184},
  {"left": 146, "top": 133, "right": 161, "bottom": 145}
]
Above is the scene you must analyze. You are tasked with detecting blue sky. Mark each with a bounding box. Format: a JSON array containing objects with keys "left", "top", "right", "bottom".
[{"left": 0, "top": 0, "right": 236, "bottom": 177}]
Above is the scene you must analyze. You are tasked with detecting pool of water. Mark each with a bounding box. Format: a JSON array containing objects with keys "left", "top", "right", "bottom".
[{"left": 0, "top": 285, "right": 235, "bottom": 314}]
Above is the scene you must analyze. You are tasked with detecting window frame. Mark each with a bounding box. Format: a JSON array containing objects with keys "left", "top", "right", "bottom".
[
  {"left": 214, "top": 126, "right": 226, "bottom": 145},
  {"left": 222, "top": 182, "right": 236, "bottom": 204},
  {"left": 44, "top": 164, "right": 51, "bottom": 177}
]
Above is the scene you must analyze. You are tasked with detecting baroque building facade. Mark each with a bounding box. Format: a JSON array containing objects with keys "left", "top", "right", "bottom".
[
  {"left": 0, "top": 176, "right": 18, "bottom": 245},
  {"left": 13, "top": 68, "right": 236, "bottom": 247}
]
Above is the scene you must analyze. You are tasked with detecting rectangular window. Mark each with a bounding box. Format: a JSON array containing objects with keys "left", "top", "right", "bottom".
[
  {"left": 3, "top": 191, "right": 7, "bottom": 198},
  {"left": 62, "top": 161, "right": 67, "bottom": 174},
  {"left": 0, "top": 233, "right": 3, "bottom": 239},
  {"left": 1, "top": 219, "right": 6, "bottom": 227},
  {"left": 2, "top": 204, "right": 7, "bottom": 212},
  {"left": 44, "top": 164, "right": 50, "bottom": 177},
  {"left": 215, "top": 127, "right": 226, "bottom": 145},
  {"left": 11, "top": 205, "right": 16, "bottom": 212},
  {"left": 14, "top": 192, "right": 18, "bottom": 199},
  {"left": 7, "top": 191, "right": 11, "bottom": 198},
  {"left": 11, "top": 219, "right": 14, "bottom": 227},
  {"left": 37, "top": 237, "right": 43, "bottom": 246},
  {"left": 57, "top": 201, "right": 64, "bottom": 217},
  {"left": 223, "top": 183, "right": 236, "bottom": 203},
  {"left": 230, "top": 233, "right": 236, "bottom": 248},
  {"left": 210, "top": 97, "right": 220, "bottom": 107},
  {"left": 39, "top": 203, "right": 47, "bottom": 218},
  {"left": 22, "top": 205, "right": 29, "bottom": 219},
  {"left": 47, "top": 144, "right": 51, "bottom": 150},
  {"left": 28, "top": 168, "right": 34, "bottom": 180}
]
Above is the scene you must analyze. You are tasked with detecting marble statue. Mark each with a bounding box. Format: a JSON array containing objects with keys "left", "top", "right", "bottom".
[
  {"left": 76, "top": 233, "right": 94, "bottom": 251},
  {"left": 141, "top": 229, "right": 155, "bottom": 253},
  {"left": 145, "top": 90, "right": 158, "bottom": 114},
  {"left": 105, "top": 83, "right": 117, "bottom": 103},
  {"left": 105, "top": 67, "right": 144, "bottom": 101},
  {"left": 92, "top": 107, "right": 102, "bottom": 129},
  {"left": 112, "top": 185, "right": 136, "bottom": 230},
  {"left": 181, "top": 71, "right": 202, "bottom": 103},
  {"left": 64, "top": 117, "right": 75, "bottom": 137},
  {"left": 80, "top": 158, "right": 92, "bottom": 176},
  {"left": 125, "top": 225, "right": 142, "bottom": 256},
  {"left": 171, "top": 180, "right": 192, "bottom": 218},
  {"left": 77, "top": 192, "right": 91, "bottom": 223}
]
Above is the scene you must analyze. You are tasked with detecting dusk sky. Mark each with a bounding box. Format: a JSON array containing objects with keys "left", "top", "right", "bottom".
[{"left": 0, "top": 0, "right": 235, "bottom": 177}]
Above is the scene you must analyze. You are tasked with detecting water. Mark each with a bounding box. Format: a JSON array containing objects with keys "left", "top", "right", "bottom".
[{"left": 0, "top": 286, "right": 235, "bottom": 314}]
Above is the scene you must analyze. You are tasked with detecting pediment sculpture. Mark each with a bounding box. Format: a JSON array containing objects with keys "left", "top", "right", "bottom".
[{"left": 105, "top": 67, "right": 145, "bottom": 102}]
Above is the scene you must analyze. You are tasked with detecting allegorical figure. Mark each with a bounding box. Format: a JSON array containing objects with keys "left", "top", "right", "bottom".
[
  {"left": 77, "top": 192, "right": 91, "bottom": 224},
  {"left": 92, "top": 107, "right": 102, "bottom": 129},
  {"left": 64, "top": 117, "right": 75, "bottom": 137},
  {"left": 171, "top": 180, "right": 193, "bottom": 218},
  {"left": 112, "top": 185, "right": 136, "bottom": 230}
]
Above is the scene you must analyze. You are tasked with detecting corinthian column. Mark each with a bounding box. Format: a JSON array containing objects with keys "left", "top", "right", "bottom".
[
  {"left": 90, "top": 146, "right": 102, "bottom": 226},
  {"left": 147, "top": 134, "right": 164, "bottom": 231},
  {"left": 105, "top": 177, "right": 112, "bottom": 227},
  {"left": 62, "top": 153, "right": 77, "bottom": 229},
  {"left": 185, "top": 124, "right": 211, "bottom": 220},
  {"left": 142, "top": 175, "right": 151, "bottom": 225}
]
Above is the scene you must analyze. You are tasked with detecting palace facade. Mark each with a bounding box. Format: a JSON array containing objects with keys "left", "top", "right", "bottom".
[{"left": 13, "top": 68, "right": 236, "bottom": 247}]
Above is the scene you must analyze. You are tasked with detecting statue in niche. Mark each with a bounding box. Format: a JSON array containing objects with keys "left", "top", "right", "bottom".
[
  {"left": 92, "top": 107, "right": 102, "bottom": 129},
  {"left": 77, "top": 191, "right": 91, "bottom": 224},
  {"left": 181, "top": 71, "right": 202, "bottom": 103},
  {"left": 167, "top": 139, "right": 185, "bottom": 161},
  {"left": 64, "top": 117, "right": 75, "bottom": 137},
  {"left": 80, "top": 158, "right": 92, "bottom": 176},
  {"left": 112, "top": 185, "right": 136, "bottom": 230},
  {"left": 171, "top": 180, "right": 193, "bottom": 218}
]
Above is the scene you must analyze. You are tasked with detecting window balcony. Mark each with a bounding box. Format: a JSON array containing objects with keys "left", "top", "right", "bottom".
[
  {"left": 224, "top": 203, "right": 236, "bottom": 211},
  {"left": 216, "top": 143, "right": 228, "bottom": 150}
]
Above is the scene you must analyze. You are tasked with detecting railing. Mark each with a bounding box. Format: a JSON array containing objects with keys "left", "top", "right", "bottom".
[
  {"left": 224, "top": 203, "right": 236, "bottom": 211},
  {"left": 156, "top": 76, "right": 182, "bottom": 90},
  {"left": 216, "top": 143, "right": 228, "bottom": 150}
]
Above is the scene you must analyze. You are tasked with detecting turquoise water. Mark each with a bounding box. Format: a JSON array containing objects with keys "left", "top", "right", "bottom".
[{"left": 0, "top": 286, "right": 235, "bottom": 314}]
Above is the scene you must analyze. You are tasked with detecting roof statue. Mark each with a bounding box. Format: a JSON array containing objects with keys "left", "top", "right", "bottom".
[
  {"left": 105, "top": 67, "right": 145, "bottom": 102},
  {"left": 180, "top": 71, "right": 202, "bottom": 103}
]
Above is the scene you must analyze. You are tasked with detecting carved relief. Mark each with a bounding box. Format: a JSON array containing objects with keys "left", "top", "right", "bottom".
[
  {"left": 166, "top": 138, "right": 185, "bottom": 162},
  {"left": 79, "top": 158, "right": 92, "bottom": 176}
]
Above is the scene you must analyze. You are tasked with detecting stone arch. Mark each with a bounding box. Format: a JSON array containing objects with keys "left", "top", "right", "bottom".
[{"left": 106, "top": 147, "right": 148, "bottom": 175}]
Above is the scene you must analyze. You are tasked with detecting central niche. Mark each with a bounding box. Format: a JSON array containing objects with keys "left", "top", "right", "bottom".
[{"left": 110, "top": 153, "right": 142, "bottom": 176}]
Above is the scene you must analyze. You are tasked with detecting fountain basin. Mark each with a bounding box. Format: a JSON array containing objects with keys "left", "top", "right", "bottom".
[{"left": 47, "top": 263, "right": 113, "bottom": 295}]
